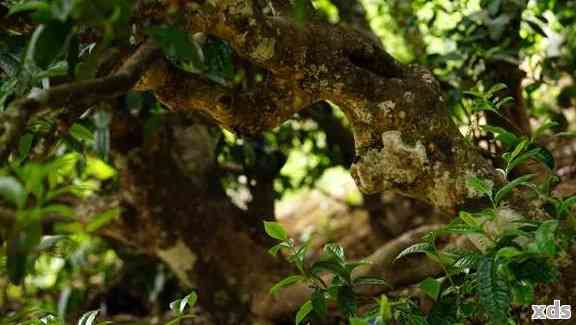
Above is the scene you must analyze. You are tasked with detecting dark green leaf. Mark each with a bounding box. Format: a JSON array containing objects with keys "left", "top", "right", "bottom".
[
  {"left": 29, "top": 22, "right": 72, "bottom": 69},
  {"left": 336, "top": 286, "right": 356, "bottom": 317},
  {"left": 419, "top": 277, "right": 441, "bottom": 301},
  {"left": 311, "top": 289, "right": 327, "bottom": 317},
  {"left": 477, "top": 255, "right": 510, "bottom": 324}
]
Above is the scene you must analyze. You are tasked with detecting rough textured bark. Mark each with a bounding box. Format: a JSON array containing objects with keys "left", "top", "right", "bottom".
[{"left": 136, "top": 1, "right": 501, "bottom": 212}]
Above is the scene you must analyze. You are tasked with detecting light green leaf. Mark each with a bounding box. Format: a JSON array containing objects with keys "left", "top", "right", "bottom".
[
  {"left": 535, "top": 220, "right": 559, "bottom": 256},
  {"left": 379, "top": 294, "right": 392, "bottom": 321},
  {"left": 0, "top": 176, "right": 27, "bottom": 209},
  {"left": 263, "top": 221, "right": 288, "bottom": 241},
  {"left": 466, "top": 176, "right": 493, "bottom": 199},
  {"left": 295, "top": 300, "right": 313, "bottom": 325},
  {"left": 269, "top": 275, "right": 305, "bottom": 296}
]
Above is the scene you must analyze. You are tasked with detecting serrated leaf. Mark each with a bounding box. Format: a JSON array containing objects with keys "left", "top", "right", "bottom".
[
  {"left": 77, "top": 310, "right": 99, "bottom": 325},
  {"left": 494, "top": 174, "right": 535, "bottom": 204},
  {"left": 419, "top": 277, "right": 441, "bottom": 301},
  {"left": 323, "top": 243, "right": 345, "bottom": 262},
  {"left": 395, "top": 242, "right": 433, "bottom": 261},
  {"left": 453, "top": 252, "right": 481, "bottom": 269},
  {"left": 477, "top": 255, "right": 510, "bottom": 324},
  {"left": 295, "top": 300, "right": 313, "bottom": 325},
  {"left": 0, "top": 176, "right": 27, "bottom": 209},
  {"left": 263, "top": 221, "right": 288, "bottom": 241},
  {"left": 269, "top": 275, "right": 304, "bottom": 296}
]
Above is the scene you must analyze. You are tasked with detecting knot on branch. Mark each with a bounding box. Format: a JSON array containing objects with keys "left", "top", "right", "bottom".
[{"left": 351, "top": 130, "right": 428, "bottom": 194}]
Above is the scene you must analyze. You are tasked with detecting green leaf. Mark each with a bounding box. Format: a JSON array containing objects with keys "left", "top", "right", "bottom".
[
  {"left": 395, "top": 242, "right": 434, "bottom": 260},
  {"left": 146, "top": 25, "right": 204, "bottom": 68},
  {"left": 86, "top": 207, "right": 120, "bottom": 233},
  {"left": 263, "top": 221, "right": 288, "bottom": 241},
  {"left": 323, "top": 243, "right": 345, "bottom": 262},
  {"left": 482, "top": 125, "right": 519, "bottom": 149},
  {"left": 349, "top": 317, "right": 369, "bottom": 325},
  {"left": 494, "top": 174, "right": 535, "bottom": 204},
  {"left": 511, "top": 281, "right": 534, "bottom": 305},
  {"left": 295, "top": 300, "right": 313, "bottom": 325},
  {"left": 8, "top": 1, "right": 50, "bottom": 16},
  {"left": 535, "top": 220, "right": 559, "bottom": 256},
  {"left": 69, "top": 123, "right": 94, "bottom": 143},
  {"left": 487, "top": 83, "right": 507, "bottom": 96},
  {"left": 267, "top": 242, "right": 290, "bottom": 256},
  {"left": 28, "top": 22, "right": 72, "bottom": 69},
  {"left": 311, "top": 260, "right": 349, "bottom": 282},
  {"left": 169, "top": 292, "right": 197, "bottom": 315},
  {"left": 18, "top": 133, "right": 34, "bottom": 161},
  {"left": 311, "top": 289, "right": 327, "bottom": 317},
  {"left": 94, "top": 111, "right": 111, "bottom": 162},
  {"left": 459, "top": 211, "right": 480, "bottom": 227},
  {"left": 466, "top": 176, "right": 493, "bottom": 199},
  {"left": 453, "top": 251, "right": 481, "bottom": 269},
  {"left": 0, "top": 176, "right": 27, "bottom": 209},
  {"left": 336, "top": 285, "right": 357, "bottom": 317},
  {"left": 477, "top": 255, "right": 510, "bottom": 324},
  {"left": 269, "top": 275, "right": 305, "bottom": 296},
  {"left": 378, "top": 294, "right": 392, "bottom": 321},
  {"left": 419, "top": 277, "right": 441, "bottom": 301},
  {"left": 77, "top": 310, "right": 99, "bottom": 325}
]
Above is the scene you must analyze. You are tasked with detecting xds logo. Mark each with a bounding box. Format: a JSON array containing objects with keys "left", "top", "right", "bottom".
[{"left": 531, "top": 300, "right": 572, "bottom": 320}]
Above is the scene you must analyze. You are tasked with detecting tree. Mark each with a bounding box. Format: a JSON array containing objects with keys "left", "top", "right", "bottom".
[{"left": 1, "top": 0, "right": 576, "bottom": 324}]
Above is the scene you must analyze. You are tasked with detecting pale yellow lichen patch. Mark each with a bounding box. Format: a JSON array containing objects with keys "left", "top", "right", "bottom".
[
  {"left": 403, "top": 91, "right": 415, "bottom": 104},
  {"left": 251, "top": 37, "right": 275, "bottom": 62},
  {"left": 377, "top": 100, "right": 396, "bottom": 115},
  {"left": 157, "top": 240, "right": 197, "bottom": 288},
  {"left": 222, "top": 0, "right": 253, "bottom": 16},
  {"left": 352, "top": 130, "right": 428, "bottom": 192}
]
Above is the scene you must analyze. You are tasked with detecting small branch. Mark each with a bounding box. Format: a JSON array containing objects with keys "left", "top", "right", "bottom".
[{"left": 0, "top": 40, "right": 162, "bottom": 161}]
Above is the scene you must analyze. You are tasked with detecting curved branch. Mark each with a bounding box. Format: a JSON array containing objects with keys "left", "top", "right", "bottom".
[{"left": 0, "top": 40, "right": 162, "bottom": 161}]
